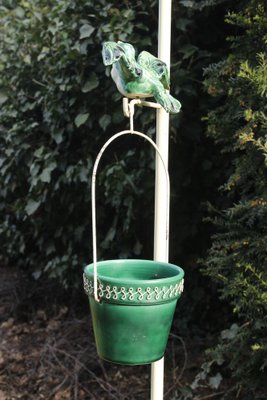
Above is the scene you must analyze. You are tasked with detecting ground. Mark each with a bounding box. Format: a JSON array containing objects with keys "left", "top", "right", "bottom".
[{"left": 0, "top": 266, "right": 223, "bottom": 400}]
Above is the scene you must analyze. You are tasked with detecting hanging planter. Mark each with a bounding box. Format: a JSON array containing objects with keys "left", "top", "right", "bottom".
[
  {"left": 84, "top": 259, "right": 184, "bottom": 365},
  {"left": 83, "top": 129, "right": 184, "bottom": 365}
]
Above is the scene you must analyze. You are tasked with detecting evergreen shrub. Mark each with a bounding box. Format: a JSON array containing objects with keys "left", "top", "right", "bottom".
[{"left": 202, "top": 1, "right": 267, "bottom": 397}]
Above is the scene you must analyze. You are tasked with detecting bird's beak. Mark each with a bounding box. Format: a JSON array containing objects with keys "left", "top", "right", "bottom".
[
  {"left": 102, "top": 42, "right": 123, "bottom": 65},
  {"left": 102, "top": 43, "right": 113, "bottom": 66}
]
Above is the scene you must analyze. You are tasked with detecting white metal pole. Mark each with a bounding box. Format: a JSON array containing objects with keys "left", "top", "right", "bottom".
[{"left": 151, "top": 1, "right": 172, "bottom": 399}]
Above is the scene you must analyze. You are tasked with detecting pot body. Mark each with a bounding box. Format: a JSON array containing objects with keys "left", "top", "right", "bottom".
[
  {"left": 89, "top": 296, "right": 177, "bottom": 365},
  {"left": 84, "top": 259, "right": 184, "bottom": 365}
]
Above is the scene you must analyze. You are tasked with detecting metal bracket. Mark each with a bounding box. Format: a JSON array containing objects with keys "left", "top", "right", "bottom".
[
  {"left": 123, "top": 98, "right": 162, "bottom": 132},
  {"left": 123, "top": 98, "right": 162, "bottom": 117}
]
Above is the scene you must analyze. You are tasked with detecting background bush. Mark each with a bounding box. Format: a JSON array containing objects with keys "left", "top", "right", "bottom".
[
  {"left": 0, "top": 0, "right": 159, "bottom": 286},
  {"left": 0, "top": 0, "right": 225, "bottom": 288},
  {"left": 201, "top": 0, "right": 267, "bottom": 397}
]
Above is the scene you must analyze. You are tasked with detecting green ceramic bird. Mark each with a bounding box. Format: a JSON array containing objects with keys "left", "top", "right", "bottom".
[{"left": 102, "top": 41, "right": 181, "bottom": 114}]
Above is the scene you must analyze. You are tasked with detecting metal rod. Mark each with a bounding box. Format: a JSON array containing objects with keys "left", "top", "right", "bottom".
[
  {"left": 91, "top": 129, "right": 170, "bottom": 303},
  {"left": 151, "top": 1, "right": 172, "bottom": 399}
]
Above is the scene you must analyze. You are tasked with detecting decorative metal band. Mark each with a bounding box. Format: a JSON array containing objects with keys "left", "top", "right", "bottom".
[{"left": 83, "top": 274, "right": 184, "bottom": 303}]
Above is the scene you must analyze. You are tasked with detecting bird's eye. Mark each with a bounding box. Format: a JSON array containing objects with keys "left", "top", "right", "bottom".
[
  {"left": 114, "top": 49, "right": 121, "bottom": 58},
  {"left": 136, "top": 68, "right": 142, "bottom": 76}
]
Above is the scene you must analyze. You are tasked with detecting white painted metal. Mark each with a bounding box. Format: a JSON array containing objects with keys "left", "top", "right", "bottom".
[
  {"left": 122, "top": 98, "right": 161, "bottom": 118},
  {"left": 91, "top": 129, "right": 170, "bottom": 303},
  {"left": 151, "top": 1, "right": 172, "bottom": 399}
]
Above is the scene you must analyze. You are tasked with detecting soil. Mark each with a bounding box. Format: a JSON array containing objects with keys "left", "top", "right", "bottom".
[{"left": 0, "top": 266, "right": 221, "bottom": 400}]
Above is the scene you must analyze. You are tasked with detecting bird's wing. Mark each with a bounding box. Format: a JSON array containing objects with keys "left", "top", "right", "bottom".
[
  {"left": 117, "top": 41, "right": 137, "bottom": 61},
  {"left": 137, "top": 51, "right": 170, "bottom": 90}
]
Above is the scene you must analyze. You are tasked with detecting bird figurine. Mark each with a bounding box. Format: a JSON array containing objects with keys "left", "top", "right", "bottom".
[{"left": 102, "top": 41, "right": 181, "bottom": 114}]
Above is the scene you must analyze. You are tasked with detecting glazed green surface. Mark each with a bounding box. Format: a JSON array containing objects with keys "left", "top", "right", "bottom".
[
  {"left": 89, "top": 297, "right": 178, "bottom": 365},
  {"left": 102, "top": 41, "right": 181, "bottom": 113},
  {"left": 84, "top": 259, "right": 184, "bottom": 305},
  {"left": 85, "top": 259, "right": 184, "bottom": 365}
]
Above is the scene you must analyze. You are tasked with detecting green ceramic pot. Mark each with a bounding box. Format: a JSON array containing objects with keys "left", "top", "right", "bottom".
[{"left": 83, "top": 259, "right": 184, "bottom": 365}]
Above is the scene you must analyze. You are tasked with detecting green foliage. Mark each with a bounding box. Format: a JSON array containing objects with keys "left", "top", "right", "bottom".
[
  {"left": 201, "top": 0, "right": 267, "bottom": 396},
  {"left": 0, "top": 0, "right": 158, "bottom": 286},
  {"left": 0, "top": 0, "right": 228, "bottom": 290}
]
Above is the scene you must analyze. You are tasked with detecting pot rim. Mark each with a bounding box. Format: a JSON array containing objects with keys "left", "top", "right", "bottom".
[
  {"left": 84, "top": 259, "right": 184, "bottom": 286},
  {"left": 83, "top": 259, "right": 184, "bottom": 305}
]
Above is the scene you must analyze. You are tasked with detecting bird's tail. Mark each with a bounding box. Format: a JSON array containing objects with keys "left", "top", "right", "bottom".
[
  {"left": 154, "top": 90, "right": 181, "bottom": 114},
  {"left": 168, "top": 93, "right": 182, "bottom": 114}
]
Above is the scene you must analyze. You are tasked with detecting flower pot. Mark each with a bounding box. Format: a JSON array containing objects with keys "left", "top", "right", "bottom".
[
  {"left": 84, "top": 130, "right": 185, "bottom": 365},
  {"left": 83, "top": 259, "right": 184, "bottom": 365}
]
